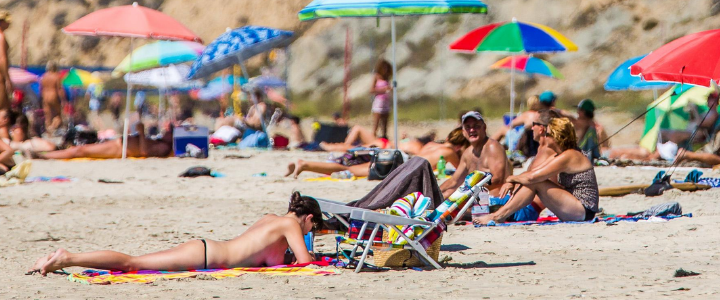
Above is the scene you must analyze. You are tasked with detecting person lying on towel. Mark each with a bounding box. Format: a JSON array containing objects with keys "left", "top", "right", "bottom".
[
  {"left": 28, "top": 192, "right": 322, "bottom": 275},
  {"left": 473, "top": 117, "right": 600, "bottom": 225}
]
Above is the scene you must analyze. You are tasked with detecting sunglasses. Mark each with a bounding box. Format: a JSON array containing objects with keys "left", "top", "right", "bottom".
[{"left": 532, "top": 122, "right": 546, "bottom": 127}]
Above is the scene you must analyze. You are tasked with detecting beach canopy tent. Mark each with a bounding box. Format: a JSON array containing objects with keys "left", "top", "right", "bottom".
[
  {"left": 631, "top": 29, "right": 720, "bottom": 88},
  {"left": 299, "top": 0, "right": 488, "bottom": 148},
  {"left": 114, "top": 41, "right": 205, "bottom": 74},
  {"left": 63, "top": 2, "right": 201, "bottom": 159},
  {"left": 640, "top": 84, "right": 715, "bottom": 152},
  {"left": 605, "top": 54, "right": 673, "bottom": 91},
  {"left": 450, "top": 19, "right": 577, "bottom": 116}
]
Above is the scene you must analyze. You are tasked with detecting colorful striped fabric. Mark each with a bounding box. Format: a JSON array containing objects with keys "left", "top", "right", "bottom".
[
  {"left": 67, "top": 262, "right": 340, "bottom": 284},
  {"left": 299, "top": 0, "right": 488, "bottom": 20},
  {"left": 450, "top": 20, "right": 577, "bottom": 54},
  {"left": 387, "top": 192, "right": 432, "bottom": 244},
  {"left": 491, "top": 55, "right": 564, "bottom": 79}
]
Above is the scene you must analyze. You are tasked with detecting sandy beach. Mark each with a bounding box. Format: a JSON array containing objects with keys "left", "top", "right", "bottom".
[{"left": 2, "top": 142, "right": 719, "bottom": 299}]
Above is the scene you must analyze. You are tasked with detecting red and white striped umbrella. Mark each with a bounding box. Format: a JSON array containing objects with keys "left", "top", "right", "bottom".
[{"left": 9, "top": 67, "right": 39, "bottom": 85}]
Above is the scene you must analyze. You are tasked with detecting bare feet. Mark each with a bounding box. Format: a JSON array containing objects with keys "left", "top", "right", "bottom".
[
  {"left": 27, "top": 252, "right": 56, "bottom": 275},
  {"left": 41, "top": 248, "right": 70, "bottom": 275},
  {"left": 292, "top": 159, "right": 306, "bottom": 179},
  {"left": 472, "top": 214, "right": 498, "bottom": 226},
  {"left": 285, "top": 162, "right": 296, "bottom": 177}
]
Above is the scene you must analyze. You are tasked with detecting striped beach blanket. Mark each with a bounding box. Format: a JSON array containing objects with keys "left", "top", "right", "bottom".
[{"left": 67, "top": 261, "right": 340, "bottom": 285}]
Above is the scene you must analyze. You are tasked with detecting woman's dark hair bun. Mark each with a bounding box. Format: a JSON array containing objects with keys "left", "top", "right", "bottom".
[{"left": 288, "top": 191, "right": 323, "bottom": 229}]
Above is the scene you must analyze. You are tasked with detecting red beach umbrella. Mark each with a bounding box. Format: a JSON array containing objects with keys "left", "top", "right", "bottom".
[
  {"left": 62, "top": 3, "right": 202, "bottom": 42},
  {"left": 62, "top": 2, "right": 201, "bottom": 159},
  {"left": 630, "top": 29, "right": 720, "bottom": 87}
]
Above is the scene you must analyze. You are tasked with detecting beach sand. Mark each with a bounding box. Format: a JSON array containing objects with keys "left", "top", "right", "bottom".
[
  {"left": 0, "top": 113, "right": 716, "bottom": 299},
  {"left": 2, "top": 146, "right": 719, "bottom": 299}
]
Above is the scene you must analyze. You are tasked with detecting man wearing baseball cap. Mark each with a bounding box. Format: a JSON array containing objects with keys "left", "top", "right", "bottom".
[
  {"left": 440, "top": 111, "right": 509, "bottom": 198},
  {"left": 574, "top": 99, "right": 608, "bottom": 160},
  {"left": 0, "top": 10, "right": 12, "bottom": 111}
]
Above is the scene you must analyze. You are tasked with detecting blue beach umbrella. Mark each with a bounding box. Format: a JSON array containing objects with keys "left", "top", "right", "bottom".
[
  {"left": 187, "top": 26, "right": 294, "bottom": 80},
  {"left": 299, "top": 0, "right": 489, "bottom": 148},
  {"left": 604, "top": 54, "right": 674, "bottom": 91}
]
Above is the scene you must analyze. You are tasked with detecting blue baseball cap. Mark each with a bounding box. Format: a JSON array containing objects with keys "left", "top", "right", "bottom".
[{"left": 539, "top": 90, "right": 556, "bottom": 104}]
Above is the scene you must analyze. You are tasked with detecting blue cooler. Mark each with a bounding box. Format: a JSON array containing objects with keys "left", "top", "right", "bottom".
[{"left": 173, "top": 125, "right": 209, "bottom": 158}]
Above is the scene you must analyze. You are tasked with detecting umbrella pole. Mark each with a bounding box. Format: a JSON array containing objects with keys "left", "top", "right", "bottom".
[
  {"left": 391, "top": 14, "right": 398, "bottom": 149},
  {"left": 510, "top": 55, "right": 516, "bottom": 117},
  {"left": 240, "top": 61, "right": 266, "bottom": 133},
  {"left": 122, "top": 37, "right": 134, "bottom": 160}
]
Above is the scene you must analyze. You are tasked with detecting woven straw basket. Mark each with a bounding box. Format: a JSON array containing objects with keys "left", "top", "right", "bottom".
[{"left": 373, "top": 231, "right": 442, "bottom": 268}]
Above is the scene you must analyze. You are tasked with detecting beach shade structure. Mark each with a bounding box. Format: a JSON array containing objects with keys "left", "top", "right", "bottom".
[
  {"left": 490, "top": 55, "right": 563, "bottom": 79},
  {"left": 640, "top": 84, "right": 714, "bottom": 151},
  {"left": 631, "top": 29, "right": 720, "bottom": 88},
  {"left": 124, "top": 64, "right": 201, "bottom": 120},
  {"left": 114, "top": 41, "right": 205, "bottom": 74},
  {"left": 63, "top": 1, "right": 201, "bottom": 159},
  {"left": 450, "top": 19, "right": 577, "bottom": 115},
  {"left": 9, "top": 67, "right": 39, "bottom": 85},
  {"left": 299, "top": 0, "right": 489, "bottom": 148},
  {"left": 187, "top": 26, "right": 294, "bottom": 80},
  {"left": 197, "top": 75, "right": 248, "bottom": 101},
  {"left": 605, "top": 54, "right": 673, "bottom": 91},
  {"left": 60, "top": 68, "right": 102, "bottom": 88},
  {"left": 244, "top": 75, "right": 286, "bottom": 90}
]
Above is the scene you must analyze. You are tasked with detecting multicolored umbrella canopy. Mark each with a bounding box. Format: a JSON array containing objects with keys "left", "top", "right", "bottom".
[
  {"left": 605, "top": 54, "right": 673, "bottom": 91},
  {"left": 490, "top": 55, "right": 563, "bottom": 79},
  {"left": 114, "top": 41, "right": 205, "bottom": 74},
  {"left": 9, "top": 67, "right": 39, "bottom": 85},
  {"left": 187, "top": 26, "right": 293, "bottom": 80},
  {"left": 449, "top": 19, "right": 577, "bottom": 53},
  {"left": 298, "top": 0, "right": 488, "bottom": 20},
  {"left": 640, "top": 85, "right": 714, "bottom": 151},
  {"left": 61, "top": 68, "right": 102, "bottom": 88},
  {"left": 631, "top": 29, "right": 720, "bottom": 88},
  {"left": 299, "top": 0, "right": 489, "bottom": 148}
]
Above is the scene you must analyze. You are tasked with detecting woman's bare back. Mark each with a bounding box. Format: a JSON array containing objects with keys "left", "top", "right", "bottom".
[{"left": 213, "top": 214, "right": 298, "bottom": 268}]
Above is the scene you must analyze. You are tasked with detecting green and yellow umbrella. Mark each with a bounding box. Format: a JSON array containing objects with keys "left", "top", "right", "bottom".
[
  {"left": 640, "top": 84, "right": 715, "bottom": 151},
  {"left": 61, "top": 68, "right": 102, "bottom": 88}
]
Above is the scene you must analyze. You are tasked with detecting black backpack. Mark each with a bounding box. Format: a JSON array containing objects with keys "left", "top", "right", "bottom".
[{"left": 368, "top": 149, "right": 404, "bottom": 181}]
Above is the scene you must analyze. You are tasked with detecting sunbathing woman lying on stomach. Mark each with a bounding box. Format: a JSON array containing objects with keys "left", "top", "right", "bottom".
[
  {"left": 29, "top": 192, "right": 322, "bottom": 275},
  {"left": 319, "top": 125, "right": 393, "bottom": 152},
  {"left": 285, "top": 127, "right": 469, "bottom": 179},
  {"left": 474, "top": 117, "right": 600, "bottom": 225},
  {"left": 38, "top": 123, "right": 172, "bottom": 159}
]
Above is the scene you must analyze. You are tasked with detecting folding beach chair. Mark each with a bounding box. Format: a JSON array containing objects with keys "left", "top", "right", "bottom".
[{"left": 340, "top": 171, "right": 492, "bottom": 272}]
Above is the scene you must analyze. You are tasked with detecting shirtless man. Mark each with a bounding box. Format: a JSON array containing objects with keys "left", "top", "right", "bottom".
[
  {"left": 286, "top": 127, "right": 468, "bottom": 178},
  {"left": 28, "top": 192, "right": 321, "bottom": 275},
  {"left": 40, "top": 61, "right": 67, "bottom": 134},
  {"left": 440, "top": 111, "right": 509, "bottom": 198},
  {"left": 39, "top": 122, "right": 172, "bottom": 159},
  {"left": 0, "top": 11, "right": 13, "bottom": 112}
]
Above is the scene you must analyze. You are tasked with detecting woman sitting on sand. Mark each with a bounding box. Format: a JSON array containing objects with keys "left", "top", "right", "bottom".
[
  {"left": 38, "top": 122, "right": 173, "bottom": 159},
  {"left": 286, "top": 127, "right": 469, "bottom": 179},
  {"left": 29, "top": 192, "right": 321, "bottom": 275},
  {"left": 319, "top": 125, "right": 393, "bottom": 152},
  {"left": 474, "top": 118, "right": 600, "bottom": 225}
]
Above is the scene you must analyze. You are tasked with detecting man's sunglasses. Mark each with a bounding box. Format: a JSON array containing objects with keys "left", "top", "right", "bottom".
[{"left": 532, "top": 122, "right": 546, "bottom": 127}]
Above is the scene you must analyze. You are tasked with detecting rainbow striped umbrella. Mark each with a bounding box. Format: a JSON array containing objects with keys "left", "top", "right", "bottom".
[
  {"left": 450, "top": 19, "right": 576, "bottom": 114},
  {"left": 491, "top": 55, "right": 563, "bottom": 79},
  {"left": 61, "top": 68, "right": 102, "bottom": 88}
]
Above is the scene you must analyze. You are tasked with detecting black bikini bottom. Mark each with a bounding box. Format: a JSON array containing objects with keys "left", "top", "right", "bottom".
[{"left": 200, "top": 239, "right": 208, "bottom": 269}]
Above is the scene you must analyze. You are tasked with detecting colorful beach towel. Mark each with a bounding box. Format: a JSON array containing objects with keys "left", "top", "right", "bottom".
[
  {"left": 304, "top": 176, "right": 367, "bottom": 182},
  {"left": 474, "top": 214, "right": 691, "bottom": 227},
  {"left": 25, "top": 176, "right": 75, "bottom": 183},
  {"left": 67, "top": 261, "right": 340, "bottom": 285}
]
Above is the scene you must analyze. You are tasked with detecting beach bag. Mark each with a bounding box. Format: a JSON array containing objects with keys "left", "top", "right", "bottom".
[{"left": 368, "top": 149, "right": 404, "bottom": 181}]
